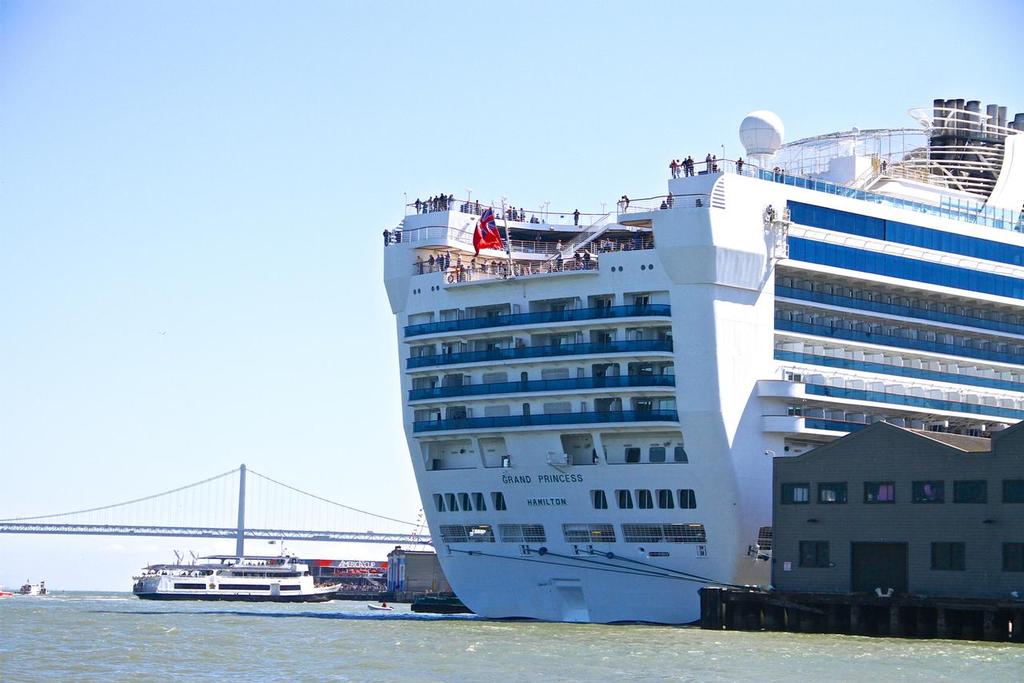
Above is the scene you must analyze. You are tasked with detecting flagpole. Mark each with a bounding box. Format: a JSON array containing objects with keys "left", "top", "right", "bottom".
[{"left": 499, "top": 197, "right": 515, "bottom": 278}]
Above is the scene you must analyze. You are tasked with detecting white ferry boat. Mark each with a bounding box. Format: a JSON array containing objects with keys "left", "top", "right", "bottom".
[
  {"left": 383, "top": 99, "right": 1024, "bottom": 623},
  {"left": 18, "top": 581, "right": 45, "bottom": 596},
  {"left": 132, "top": 555, "right": 339, "bottom": 602}
]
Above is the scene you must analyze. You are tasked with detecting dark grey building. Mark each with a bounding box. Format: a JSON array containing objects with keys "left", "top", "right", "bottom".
[
  {"left": 772, "top": 421, "right": 1024, "bottom": 598},
  {"left": 386, "top": 548, "right": 452, "bottom": 596}
]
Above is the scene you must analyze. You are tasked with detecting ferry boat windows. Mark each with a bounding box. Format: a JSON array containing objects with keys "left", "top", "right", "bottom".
[
  {"left": 472, "top": 492, "right": 487, "bottom": 511},
  {"left": 445, "top": 493, "right": 459, "bottom": 511},
  {"left": 781, "top": 483, "right": 810, "bottom": 504},
  {"left": 433, "top": 494, "right": 445, "bottom": 512},
  {"left": 656, "top": 489, "right": 674, "bottom": 509},
  {"left": 953, "top": 480, "right": 988, "bottom": 504},
  {"left": 466, "top": 525, "right": 494, "bottom": 542},
  {"left": 591, "top": 490, "right": 608, "bottom": 509},
  {"left": 491, "top": 492, "right": 507, "bottom": 511},
  {"left": 931, "top": 542, "right": 965, "bottom": 571},
  {"left": 636, "top": 489, "right": 654, "bottom": 509},
  {"left": 663, "top": 524, "right": 707, "bottom": 543},
  {"left": 674, "top": 446, "right": 688, "bottom": 463},
  {"left": 624, "top": 447, "right": 641, "bottom": 464},
  {"left": 615, "top": 489, "right": 634, "bottom": 509},
  {"left": 798, "top": 541, "right": 830, "bottom": 568},
  {"left": 678, "top": 489, "right": 697, "bottom": 509},
  {"left": 1004, "top": 480, "right": 1024, "bottom": 503},
  {"left": 912, "top": 481, "right": 945, "bottom": 504},
  {"left": 864, "top": 481, "right": 896, "bottom": 504},
  {"left": 649, "top": 447, "right": 666, "bottom": 463},
  {"left": 459, "top": 493, "right": 472, "bottom": 510},
  {"left": 622, "top": 524, "right": 663, "bottom": 543},
  {"left": 818, "top": 482, "right": 847, "bottom": 504}
]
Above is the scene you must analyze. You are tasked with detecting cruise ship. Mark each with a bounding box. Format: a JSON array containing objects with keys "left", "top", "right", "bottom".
[{"left": 382, "top": 99, "right": 1024, "bottom": 624}]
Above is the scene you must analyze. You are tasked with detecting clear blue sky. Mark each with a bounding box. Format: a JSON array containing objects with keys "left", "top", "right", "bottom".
[{"left": 2, "top": 0, "right": 1022, "bottom": 590}]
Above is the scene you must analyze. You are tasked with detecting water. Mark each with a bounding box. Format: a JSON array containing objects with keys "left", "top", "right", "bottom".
[{"left": 1, "top": 593, "right": 1021, "bottom": 682}]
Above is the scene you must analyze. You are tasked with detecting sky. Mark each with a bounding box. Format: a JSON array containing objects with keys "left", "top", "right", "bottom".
[{"left": 1, "top": 0, "right": 1022, "bottom": 590}]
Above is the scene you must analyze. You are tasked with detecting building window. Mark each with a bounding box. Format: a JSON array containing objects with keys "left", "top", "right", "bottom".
[
  {"left": 625, "top": 447, "right": 641, "bottom": 463},
  {"left": 678, "top": 489, "right": 697, "bottom": 509},
  {"left": 472, "top": 492, "right": 487, "bottom": 511},
  {"left": 798, "top": 541, "right": 830, "bottom": 568},
  {"left": 591, "top": 489, "right": 608, "bottom": 510},
  {"left": 931, "top": 542, "right": 965, "bottom": 571},
  {"left": 818, "top": 482, "right": 847, "bottom": 504},
  {"left": 674, "top": 446, "right": 688, "bottom": 463},
  {"left": 649, "top": 446, "right": 666, "bottom": 463},
  {"left": 636, "top": 489, "right": 654, "bottom": 509},
  {"left": 1003, "top": 543, "right": 1024, "bottom": 572},
  {"left": 781, "top": 483, "right": 810, "bottom": 504},
  {"left": 491, "top": 492, "right": 507, "bottom": 511},
  {"left": 864, "top": 481, "right": 895, "bottom": 503},
  {"left": 912, "top": 481, "right": 945, "bottom": 504},
  {"left": 953, "top": 480, "right": 987, "bottom": 504},
  {"left": 1003, "top": 479, "right": 1024, "bottom": 503},
  {"left": 433, "top": 494, "right": 445, "bottom": 512},
  {"left": 616, "top": 489, "right": 634, "bottom": 509},
  {"left": 656, "top": 489, "right": 674, "bottom": 509}
]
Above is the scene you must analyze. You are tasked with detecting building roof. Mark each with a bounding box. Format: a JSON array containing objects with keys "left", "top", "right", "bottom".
[{"left": 906, "top": 429, "right": 992, "bottom": 452}]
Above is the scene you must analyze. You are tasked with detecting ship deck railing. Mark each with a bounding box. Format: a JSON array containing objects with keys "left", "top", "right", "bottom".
[
  {"left": 409, "top": 373, "right": 676, "bottom": 401},
  {"left": 413, "top": 409, "right": 679, "bottom": 433},
  {"left": 407, "top": 339, "right": 674, "bottom": 369},
  {"left": 405, "top": 302, "right": 671, "bottom": 337},
  {"left": 680, "top": 157, "right": 1023, "bottom": 232}
]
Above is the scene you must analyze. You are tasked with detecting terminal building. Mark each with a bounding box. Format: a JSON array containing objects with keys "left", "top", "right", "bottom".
[
  {"left": 772, "top": 421, "right": 1024, "bottom": 598},
  {"left": 386, "top": 547, "right": 452, "bottom": 599}
]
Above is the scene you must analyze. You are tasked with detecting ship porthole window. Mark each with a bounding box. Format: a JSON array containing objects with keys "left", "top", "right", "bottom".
[
  {"left": 648, "top": 264, "right": 654, "bottom": 270},
  {"left": 641, "top": 265, "right": 646, "bottom": 270}
]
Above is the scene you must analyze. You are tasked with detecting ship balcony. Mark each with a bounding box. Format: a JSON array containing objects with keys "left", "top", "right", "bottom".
[
  {"left": 761, "top": 415, "right": 867, "bottom": 436},
  {"left": 775, "top": 285, "right": 1024, "bottom": 338},
  {"left": 412, "top": 409, "right": 679, "bottom": 434},
  {"left": 405, "top": 304, "right": 671, "bottom": 338},
  {"left": 775, "top": 319, "right": 1024, "bottom": 366},
  {"left": 406, "top": 339, "right": 674, "bottom": 370},
  {"left": 408, "top": 373, "right": 676, "bottom": 402}
]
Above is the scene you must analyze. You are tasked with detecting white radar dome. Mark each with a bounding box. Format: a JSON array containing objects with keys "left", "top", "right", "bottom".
[{"left": 739, "top": 110, "right": 784, "bottom": 156}]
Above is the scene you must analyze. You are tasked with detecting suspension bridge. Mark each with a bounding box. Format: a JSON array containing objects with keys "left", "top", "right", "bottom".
[{"left": 0, "top": 464, "right": 431, "bottom": 555}]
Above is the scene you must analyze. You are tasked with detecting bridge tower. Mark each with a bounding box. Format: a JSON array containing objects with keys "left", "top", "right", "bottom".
[{"left": 236, "top": 463, "right": 246, "bottom": 558}]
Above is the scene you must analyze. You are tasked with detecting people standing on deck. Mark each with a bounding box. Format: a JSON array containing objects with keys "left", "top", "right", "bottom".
[
  {"left": 705, "top": 153, "right": 712, "bottom": 173},
  {"left": 556, "top": 252, "right": 563, "bottom": 270},
  {"left": 583, "top": 250, "right": 592, "bottom": 269},
  {"left": 670, "top": 159, "right": 680, "bottom": 178},
  {"left": 711, "top": 155, "right": 718, "bottom": 173},
  {"left": 428, "top": 254, "right": 436, "bottom": 271},
  {"left": 666, "top": 193, "right": 674, "bottom": 208},
  {"left": 573, "top": 209, "right": 580, "bottom": 226},
  {"left": 687, "top": 155, "right": 695, "bottom": 176},
  {"left": 383, "top": 229, "right": 390, "bottom": 246},
  {"left": 414, "top": 198, "right": 422, "bottom": 213},
  {"left": 736, "top": 157, "right": 744, "bottom": 175}
]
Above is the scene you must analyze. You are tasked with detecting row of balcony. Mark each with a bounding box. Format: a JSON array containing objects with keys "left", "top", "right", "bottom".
[
  {"left": 775, "top": 351, "right": 1024, "bottom": 393},
  {"left": 404, "top": 304, "right": 671, "bottom": 338},
  {"left": 409, "top": 374, "right": 676, "bottom": 401},
  {"left": 802, "top": 383, "right": 1024, "bottom": 420},
  {"left": 407, "top": 339, "right": 674, "bottom": 369},
  {"left": 776, "top": 285, "right": 1024, "bottom": 337},
  {"left": 412, "top": 409, "right": 679, "bottom": 433},
  {"left": 776, "top": 319, "right": 1023, "bottom": 365}
]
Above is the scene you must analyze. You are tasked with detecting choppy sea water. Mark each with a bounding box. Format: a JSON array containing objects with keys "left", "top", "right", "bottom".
[{"left": 0, "top": 593, "right": 1021, "bottom": 682}]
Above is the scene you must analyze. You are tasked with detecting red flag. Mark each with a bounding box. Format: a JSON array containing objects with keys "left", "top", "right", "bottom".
[{"left": 473, "top": 208, "right": 504, "bottom": 255}]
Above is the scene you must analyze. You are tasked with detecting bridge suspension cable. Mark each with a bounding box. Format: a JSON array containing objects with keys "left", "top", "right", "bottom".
[
  {"left": 247, "top": 468, "right": 418, "bottom": 528},
  {"left": 0, "top": 467, "right": 239, "bottom": 523}
]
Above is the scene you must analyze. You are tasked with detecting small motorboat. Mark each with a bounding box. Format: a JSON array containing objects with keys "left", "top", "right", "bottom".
[
  {"left": 367, "top": 602, "right": 394, "bottom": 611},
  {"left": 0, "top": 591, "right": 13, "bottom": 598},
  {"left": 19, "top": 581, "right": 46, "bottom": 596}
]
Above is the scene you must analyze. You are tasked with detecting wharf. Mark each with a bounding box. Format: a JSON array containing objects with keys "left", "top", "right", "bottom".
[{"left": 700, "top": 587, "right": 1024, "bottom": 643}]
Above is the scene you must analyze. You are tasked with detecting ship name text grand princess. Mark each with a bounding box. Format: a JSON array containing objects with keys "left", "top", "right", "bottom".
[{"left": 383, "top": 98, "right": 1024, "bottom": 623}]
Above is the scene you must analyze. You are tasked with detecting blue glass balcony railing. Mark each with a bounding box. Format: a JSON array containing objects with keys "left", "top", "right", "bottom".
[
  {"left": 775, "top": 319, "right": 1023, "bottom": 365},
  {"left": 803, "top": 383, "right": 1024, "bottom": 420},
  {"left": 803, "top": 418, "right": 869, "bottom": 433},
  {"left": 413, "top": 409, "right": 679, "bottom": 433},
  {"left": 407, "top": 339, "right": 674, "bottom": 369},
  {"left": 409, "top": 374, "right": 676, "bottom": 401},
  {"left": 757, "top": 168, "right": 1023, "bottom": 232},
  {"left": 404, "top": 304, "right": 671, "bottom": 337},
  {"left": 774, "top": 351, "right": 1024, "bottom": 393},
  {"left": 776, "top": 286, "right": 1024, "bottom": 337}
]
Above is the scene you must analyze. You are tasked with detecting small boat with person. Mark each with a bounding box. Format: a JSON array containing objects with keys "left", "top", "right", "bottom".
[
  {"left": 18, "top": 581, "right": 46, "bottom": 596},
  {"left": 366, "top": 602, "right": 393, "bottom": 611}
]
